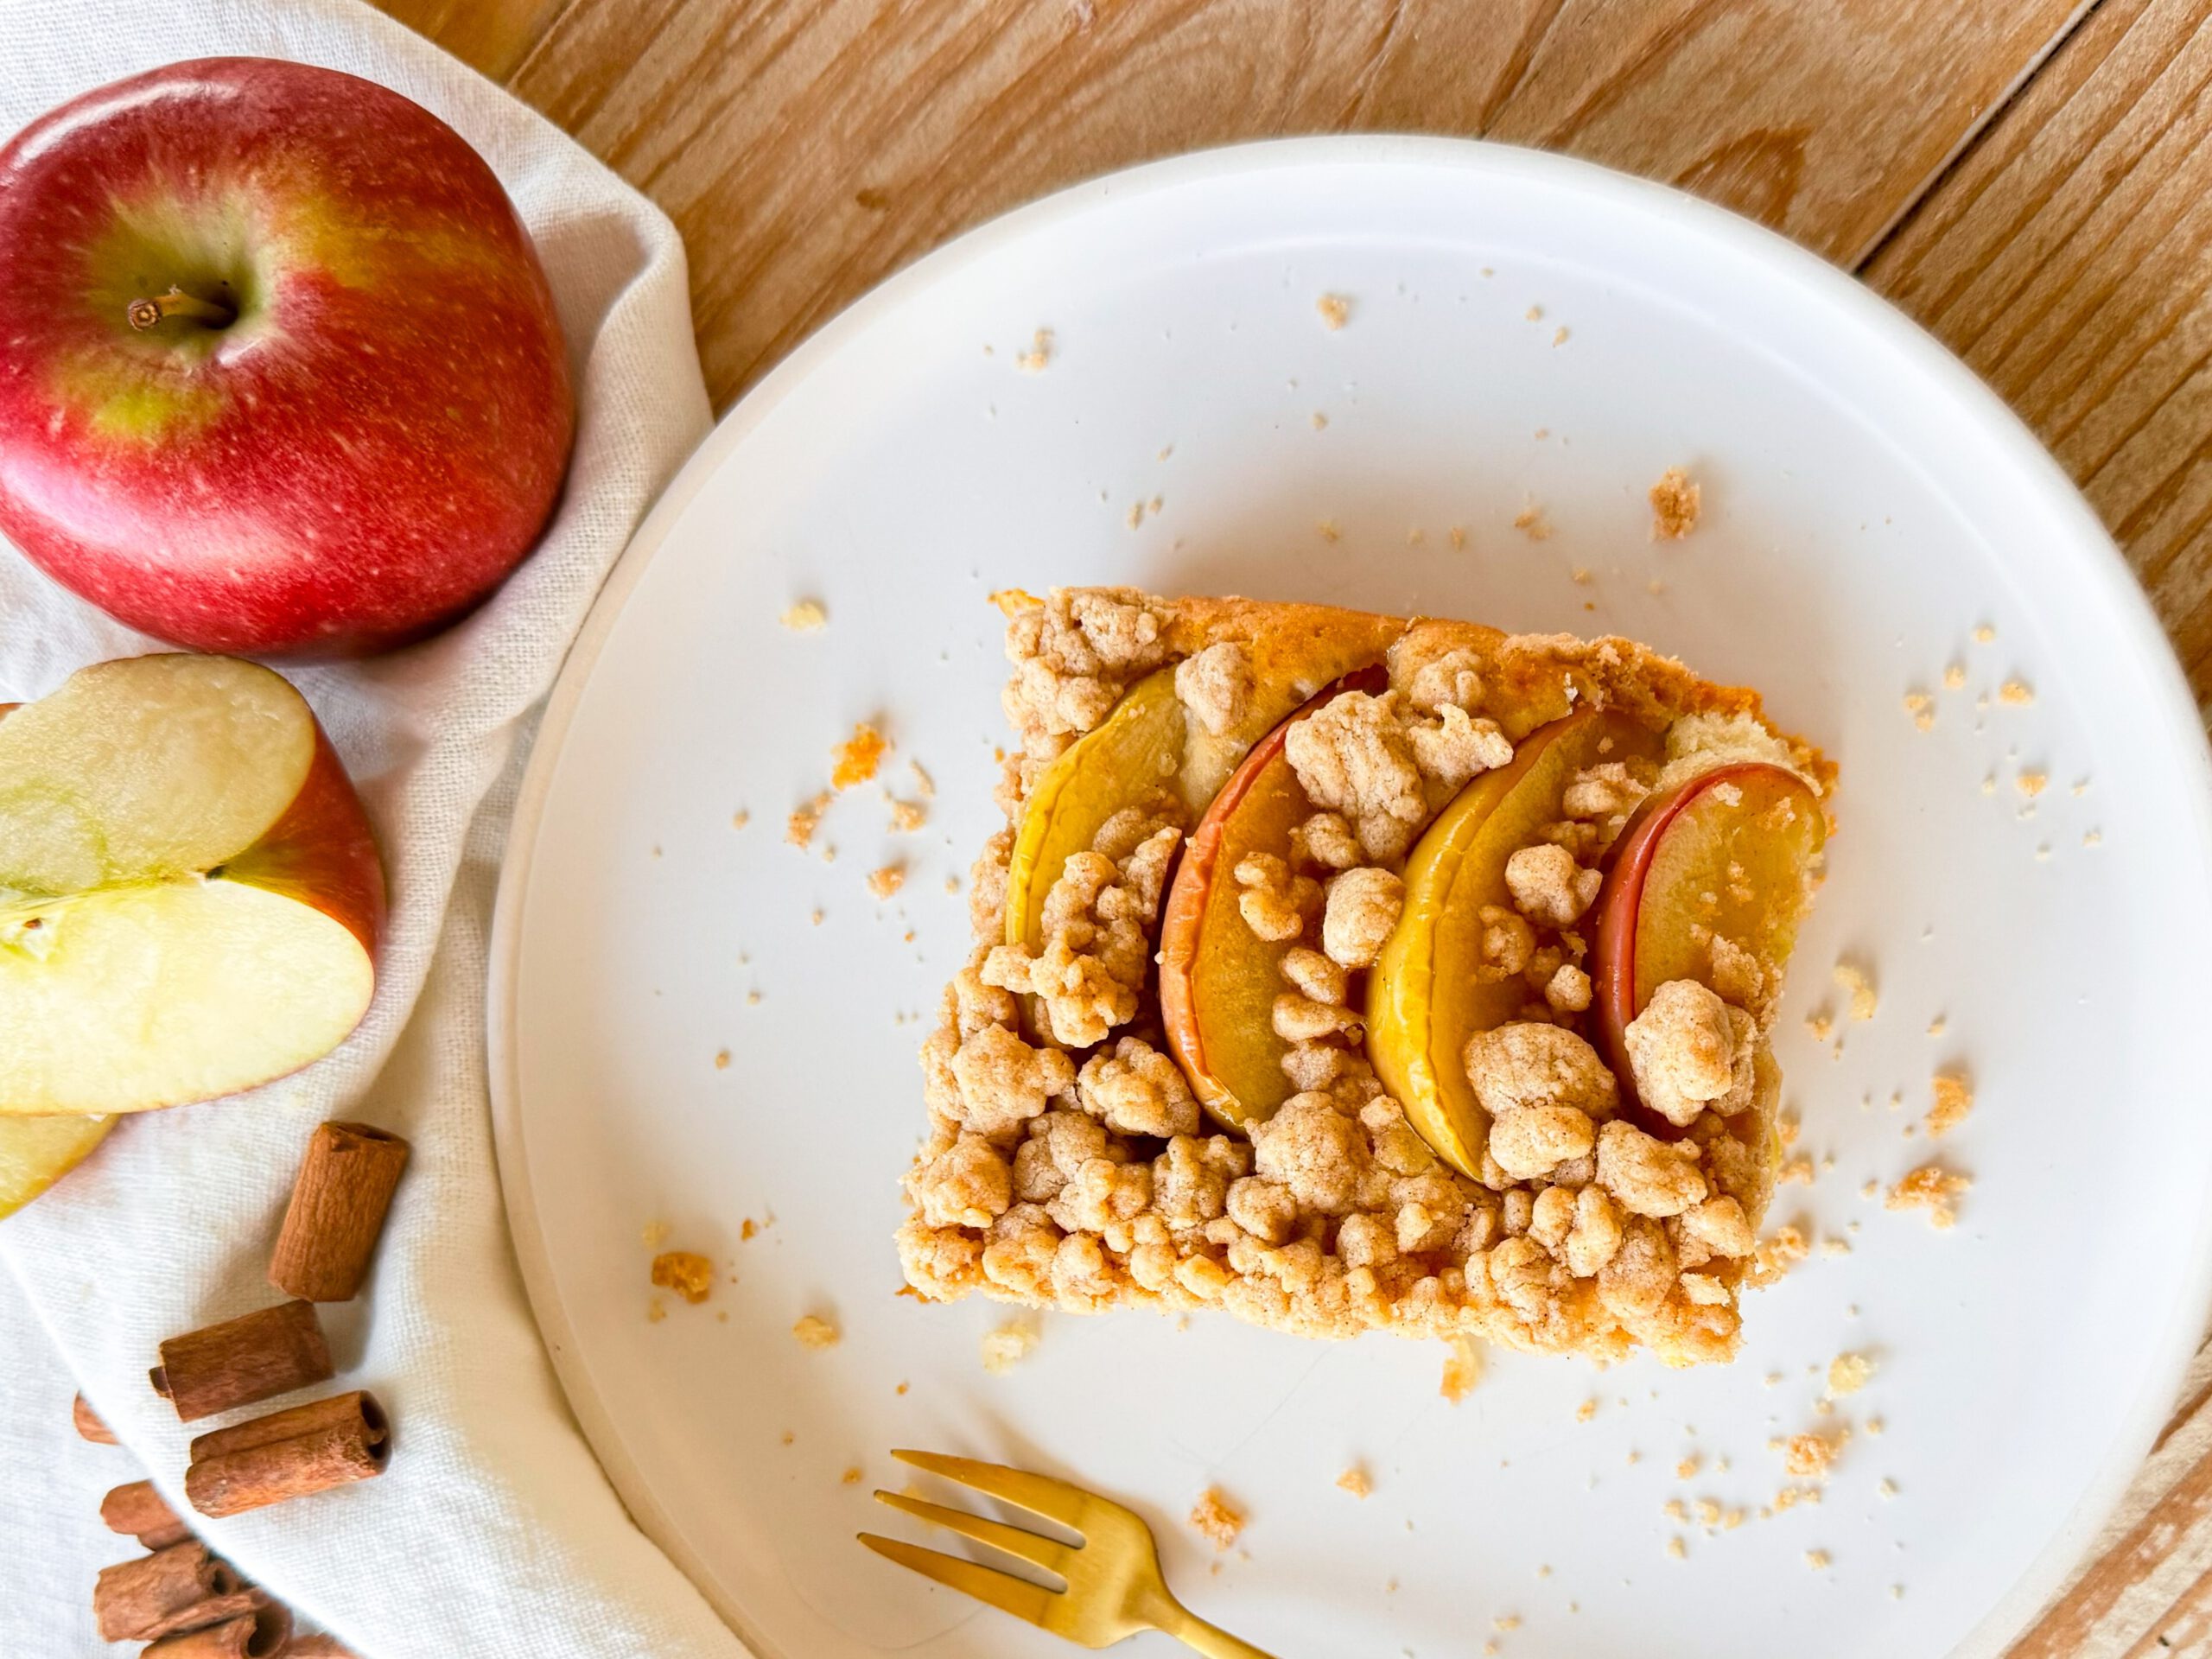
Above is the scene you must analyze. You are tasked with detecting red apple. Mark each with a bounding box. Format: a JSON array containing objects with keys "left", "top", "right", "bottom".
[
  {"left": 1590, "top": 762, "right": 1826, "bottom": 1096},
  {"left": 0, "top": 654, "right": 386, "bottom": 1115},
  {"left": 0, "top": 57, "right": 573, "bottom": 655}
]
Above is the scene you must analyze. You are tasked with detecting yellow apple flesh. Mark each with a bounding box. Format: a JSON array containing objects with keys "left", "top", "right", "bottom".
[
  {"left": 1589, "top": 762, "right": 1826, "bottom": 1095},
  {"left": 0, "top": 655, "right": 385, "bottom": 1116},
  {"left": 1367, "top": 710, "right": 1664, "bottom": 1177},
  {"left": 0, "top": 1113, "right": 115, "bottom": 1218}
]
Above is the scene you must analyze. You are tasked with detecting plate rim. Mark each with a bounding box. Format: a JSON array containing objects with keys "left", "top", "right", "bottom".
[{"left": 486, "top": 131, "right": 2212, "bottom": 1658}]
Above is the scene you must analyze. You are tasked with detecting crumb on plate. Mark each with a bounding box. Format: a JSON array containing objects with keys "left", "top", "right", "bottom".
[{"left": 1649, "top": 467, "right": 1700, "bottom": 540}]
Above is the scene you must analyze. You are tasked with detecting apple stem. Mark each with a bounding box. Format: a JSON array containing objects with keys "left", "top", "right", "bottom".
[{"left": 126, "top": 286, "right": 237, "bottom": 333}]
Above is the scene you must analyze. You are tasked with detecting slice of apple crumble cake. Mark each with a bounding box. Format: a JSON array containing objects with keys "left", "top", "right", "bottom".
[{"left": 899, "top": 588, "right": 1832, "bottom": 1366}]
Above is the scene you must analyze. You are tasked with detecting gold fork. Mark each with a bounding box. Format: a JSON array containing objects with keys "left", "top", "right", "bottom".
[{"left": 859, "top": 1448, "right": 1277, "bottom": 1656}]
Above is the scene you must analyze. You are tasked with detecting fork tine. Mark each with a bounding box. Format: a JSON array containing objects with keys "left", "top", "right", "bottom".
[
  {"left": 891, "top": 1448, "right": 1093, "bottom": 1530},
  {"left": 858, "top": 1532, "right": 1059, "bottom": 1630},
  {"left": 874, "top": 1489, "right": 1075, "bottom": 1575}
]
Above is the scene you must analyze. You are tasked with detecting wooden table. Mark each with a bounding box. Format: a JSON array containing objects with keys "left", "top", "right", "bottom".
[{"left": 372, "top": 1, "right": 2212, "bottom": 1649}]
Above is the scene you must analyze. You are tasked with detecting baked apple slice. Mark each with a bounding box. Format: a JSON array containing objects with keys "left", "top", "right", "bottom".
[
  {"left": 1589, "top": 763, "right": 1826, "bottom": 1096},
  {"left": 0, "top": 656, "right": 385, "bottom": 1116},
  {"left": 1159, "top": 668, "right": 1388, "bottom": 1128},
  {"left": 1367, "top": 710, "right": 1665, "bottom": 1176}
]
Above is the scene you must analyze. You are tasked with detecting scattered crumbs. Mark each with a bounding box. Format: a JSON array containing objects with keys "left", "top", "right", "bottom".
[
  {"left": 980, "top": 1319, "right": 1040, "bottom": 1375},
  {"left": 1805, "top": 1550, "right": 1830, "bottom": 1572},
  {"left": 1015, "top": 327, "right": 1053, "bottom": 372},
  {"left": 1696, "top": 1499, "right": 1722, "bottom": 1529},
  {"left": 1821, "top": 1237, "right": 1852, "bottom": 1257},
  {"left": 1450, "top": 524, "right": 1467, "bottom": 550},
  {"left": 842, "top": 1465, "right": 863, "bottom": 1485},
  {"left": 714, "top": 1049, "right": 731, "bottom": 1071},
  {"left": 888, "top": 798, "right": 928, "bottom": 833},
  {"left": 1312, "top": 411, "right": 1329, "bottom": 430},
  {"left": 1834, "top": 962, "right": 1878, "bottom": 1021},
  {"left": 1126, "top": 501, "right": 1145, "bottom": 530},
  {"left": 1980, "top": 775, "right": 1997, "bottom": 797},
  {"left": 867, "top": 864, "right": 906, "bottom": 899},
  {"left": 1999, "top": 678, "right": 2035, "bottom": 706},
  {"left": 1666, "top": 1536, "right": 1687, "bottom": 1560},
  {"left": 1928, "top": 1014, "right": 1947, "bottom": 1037},
  {"left": 944, "top": 874, "right": 962, "bottom": 893},
  {"left": 1891, "top": 1585, "right": 1905, "bottom": 1601},
  {"left": 1675, "top": 1456, "right": 1700, "bottom": 1480},
  {"left": 1779, "top": 1429, "right": 1844, "bottom": 1480},
  {"left": 1552, "top": 326, "right": 1570, "bottom": 346},
  {"left": 1494, "top": 1615, "right": 1522, "bottom": 1633},
  {"left": 910, "top": 760, "right": 935, "bottom": 797},
  {"left": 1942, "top": 662, "right": 1966, "bottom": 690},
  {"left": 1626, "top": 1450, "right": 1641, "bottom": 1465},
  {"left": 1860, "top": 1179, "right": 1879, "bottom": 1199},
  {"left": 1525, "top": 304, "right": 1544, "bottom": 321},
  {"left": 1827, "top": 1353, "right": 1875, "bottom": 1397},
  {"left": 1190, "top": 1488, "right": 1246, "bottom": 1550},
  {"left": 1577, "top": 1398, "right": 1599, "bottom": 1423},
  {"left": 1649, "top": 467, "right": 1700, "bottom": 540},
  {"left": 1337, "top": 1465, "right": 1373, "bottom": 1500},
  {"left": 747, "top": 990, "right": 763, "bottom": 1006},
  {"left": 1317, "top": 518, "right": 1341, "bottom": 543},
  {"left": 1664, "top": 1498, "right": 1688, "bottom": 1522},
  {"left": 1571, "top": 566, "right": 1593, "bottom": 585},
  {"left": 895, "top": 1381, "right": 909, "bottom": 1396},
  {"left": 645, "top": 1296, "right": 666, "bottom": 1324},
  {"left": 2084, "top": 829, "right": 2103, "bottom": 848},
  {"left": 1408, "top": 527, "right": 1427, "bottom": 547},
  {"left": 1316, "top": 294, "right": 1352, "bottom": 330},
  {"left": 1927, "top": 1072, "right": 1973, "bottom": 1136},
  {"left": 1879, "top": 1478, "right": 1899, "bottom": 1498},
  {"left": 2017, "top": 770, "right": 2047, "bottom": 798},
  {"left": 810, "top": 908, "right": 825, "bottom": 927},
  {"left": 1441, "top": 1336, "right": 1484, "bottom": 1402},
  {"left": 779, "top": 1430, "right": 795, "bottom": 1446},
  {"left": 832, "top": 722, "right": 889, "bottom": 789},
  {"left": 2072, "top": 778, "right": 2090, "bottom": 797},
  {"left": 640, "top": 1220, "right": 671, "bottom": 1249},
  {"left": 732, "top": 809, "right": 751, "bottom": 830},
  {"left": 1974, "top": 624, "right": 1996, "bottom": 644},
  {"left": 1751, "top": 1224, "right": 1808, "bottom": 1284},
  {"left": 1777, "top": 1157, "right": 1814, "bottom": 1186},
  {"left": 1902, "top": 690, "right": 1934, "bottom": 730},
  {"left": 778, "top": 598, "right": 830, "bottom": 634},
  {"left": 822, "top": 844, "right": 838, "bottom": 864},
  {"left": 1888, "top": 1164, "right": 1971, "bottom": 1229},
  {"left": 1805, "top": 1009, "right": 1834, "bottom": 1043},
  {"left": 1513, "top": 504, "right": 1553, "bottom": 541},
  {"left": 787, "top": 791, "right": 831, "bottom": 849},
  {"left": 792, "top": 1313, "right": 841, "bottom": 1351}
]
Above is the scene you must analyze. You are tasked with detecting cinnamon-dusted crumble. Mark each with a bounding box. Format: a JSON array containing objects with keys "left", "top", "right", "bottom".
[
  {"left": 650, "top": 1251, "right": 715, "bottom": 1305},
  {"left": 897, "top": 590, "right": 1834, "bottom": 1368},
  {"left": 1649, "top": 468, "right": 1701, "bottom": 540},
  {"left": 1190, "top": 1487, "right": 1246, "bottom": 1548},
  {"left": 1888, "top": 1164, "right": 1970, "bottom": 1229},
  {"left": 792, "top": 1314, "right": 841, "bottom": 1350},
  {"left": 832, "top": 723, "right": 889, "bottom": 790}
]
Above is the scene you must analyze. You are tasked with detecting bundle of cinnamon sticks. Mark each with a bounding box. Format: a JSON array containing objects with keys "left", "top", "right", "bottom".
[{"left": 80, "top": 1119, "right": 409, "bottom": 1656}]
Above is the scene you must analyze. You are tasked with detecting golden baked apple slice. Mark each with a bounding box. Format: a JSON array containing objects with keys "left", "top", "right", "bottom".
[
  {"left": 1367, "top": 710, "right": 1665, "bottom": 1176},
  {"left": 1159, "top": 668, "right": 1388, "bottom": 1128},
  {"left": 0, "top": 1114, "right": 114, "bottom": 1218},
  {"left": 0, "top": 655, "right": 386, "bottom": 1116},
  {"left": 1005, "top": 666, "right": 1185, "bottom": 952},
  {"left": 1589, "top": 762, "right": 1826, "bottom": 1092}
]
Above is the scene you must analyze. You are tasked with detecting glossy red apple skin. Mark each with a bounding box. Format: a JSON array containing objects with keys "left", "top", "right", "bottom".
[{"left": 0, "top": 58, "right": 574, "bottom": 656}]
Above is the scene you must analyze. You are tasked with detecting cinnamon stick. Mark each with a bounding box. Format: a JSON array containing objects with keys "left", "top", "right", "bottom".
[
  {"left": 185, "top": 1389, "right": 391, "bottom": 1518},
  {"left": 92, "top": 1541, "right": 238, "bottom": 1642},
  {"left": 101, "top": 1478, "right": 194, "bottom": 1550},
  {"left": 73, "top": 1390, "right": 116, "bottom": 1443},
  {"left": 269, "top": 1121, "right": 410, "bottom": 1301},
  {"left": 142, "top": 1599, "right": 292, "bottom": 1657},
  {"left": 150, "top": 1300, "right": 332, "bottom": 1421}
]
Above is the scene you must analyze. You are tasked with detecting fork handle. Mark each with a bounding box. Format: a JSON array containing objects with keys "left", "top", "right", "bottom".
[{"left": 1150, "top": 1601, "right": 1278, "bottom": 1659}]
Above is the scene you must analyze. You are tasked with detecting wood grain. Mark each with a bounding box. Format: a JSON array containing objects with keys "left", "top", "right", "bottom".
[
  {"left": 1866, "top": 0, "right": 2212, "bottom": 706},
  {"left": 499, "top": 0, "right": 2085, "bottom": 407},
  {"left": 369, "top": 0, "right": 574, "bottom": 82}
]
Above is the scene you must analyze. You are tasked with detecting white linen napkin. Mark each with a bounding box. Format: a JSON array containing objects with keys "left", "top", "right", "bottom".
[{"left": 0, "top": 4, "right": 747, "bottom": 1656}]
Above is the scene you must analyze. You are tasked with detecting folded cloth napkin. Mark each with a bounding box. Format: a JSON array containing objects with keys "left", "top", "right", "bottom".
[{"left": 0, "top": 3, "right": 748, "bottom": 1655}]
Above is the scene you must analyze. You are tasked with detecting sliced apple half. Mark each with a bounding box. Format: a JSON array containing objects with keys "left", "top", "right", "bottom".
[
  {"left": 1589, "top": 762, "right": 1826, "bottom": 1102},
  {"left": 1367, "top": 710, "right": 1666, "bottom": 1177},
  {"left": 0, "top": 655, "right": 386, "bottom": 1116},
  {"left": 1159, "top": 667, "right": 1389, "bottom": 1129},
  {"left": 0, "top": 1114, "right": 115, "bottom": 1218}
]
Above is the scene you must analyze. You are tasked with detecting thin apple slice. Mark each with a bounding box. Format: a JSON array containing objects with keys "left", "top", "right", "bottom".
[
  {"left": 0, "top": 654, "right": 385, "bottom": 1116},
  {"left": 1005, "top": 667, "right": 1185, "bottom": 952},
  {"left": 1367, "top": 710, "right": 1665, "bottom": 1176},
  {"left": 1160, "top": 667, "right": 1389, "bottom": 1128},
  {"left": 1589, "top": 762, "right": 1826, "bottom": 1098},
  {"left": 0, "top": 1113, "right": 114, "bottom": 1218}
]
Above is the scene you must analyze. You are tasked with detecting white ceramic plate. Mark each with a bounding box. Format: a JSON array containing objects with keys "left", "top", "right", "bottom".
[{"left": 489, "top": 137, "right": 2212, "bottom": 1659}]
